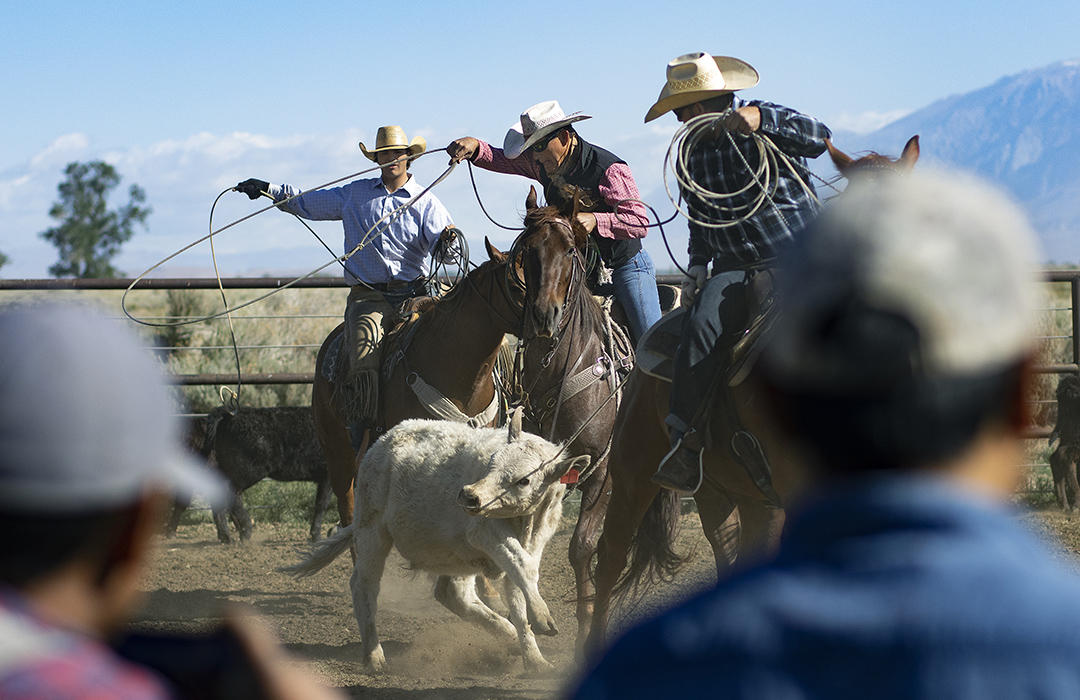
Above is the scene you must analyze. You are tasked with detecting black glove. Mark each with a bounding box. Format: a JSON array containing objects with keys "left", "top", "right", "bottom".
[{"left": 235, "top": 178, "right": 270, "bottom": 200}]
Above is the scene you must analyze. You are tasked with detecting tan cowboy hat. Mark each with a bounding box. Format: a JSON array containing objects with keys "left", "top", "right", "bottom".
[
  {"left": 359, "top": 125, "right": 427, "bottom": 162},
  {"left": 644, "top": 52, "right": 760, "bottom": 123},
  {"left": 503, "top": 100, "right": 592, "bottom": 159}
]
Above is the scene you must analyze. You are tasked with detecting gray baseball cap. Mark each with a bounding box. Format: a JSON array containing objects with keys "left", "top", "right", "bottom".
[
  {"left": 0, "top": 303, "right": 227, "bottom": 513},
  {"left": 762, "top": 169, "right": 1042, "bottom": 391}
]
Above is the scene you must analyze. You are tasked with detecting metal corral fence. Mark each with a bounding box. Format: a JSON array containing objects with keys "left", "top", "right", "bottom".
[{"left": 3, "top": 270, "right": 1078, "bottom": 494}]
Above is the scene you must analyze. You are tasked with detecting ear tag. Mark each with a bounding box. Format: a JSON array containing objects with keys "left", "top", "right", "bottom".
[{"left": 560, "top": 468, "right": 580, "bottom": 484}]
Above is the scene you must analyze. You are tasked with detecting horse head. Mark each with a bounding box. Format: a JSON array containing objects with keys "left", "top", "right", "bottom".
[
  {"left": 514, "top": 185, "right": 588, "bottom": 340},
  {"left": 826, "top": 135, "right": 920, "bottom": 178}
]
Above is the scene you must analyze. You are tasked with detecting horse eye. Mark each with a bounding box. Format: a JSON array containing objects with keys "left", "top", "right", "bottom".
[{"left": 516, "top": 477, "right": 530, "bottom": 487}]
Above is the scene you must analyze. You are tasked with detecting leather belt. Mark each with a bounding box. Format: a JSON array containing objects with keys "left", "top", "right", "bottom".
[{"left": 358, "top": 279, "right": 419, "bottom": 292}]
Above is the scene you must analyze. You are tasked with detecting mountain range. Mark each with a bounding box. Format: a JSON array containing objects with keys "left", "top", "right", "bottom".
[{"left": 825, "top": 59, "right": 1080, "bottom": 263}]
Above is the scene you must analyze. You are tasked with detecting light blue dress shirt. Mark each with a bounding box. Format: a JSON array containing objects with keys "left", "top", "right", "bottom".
[{"left": 268, "top": 176, "right": 453, "bottom": 285}]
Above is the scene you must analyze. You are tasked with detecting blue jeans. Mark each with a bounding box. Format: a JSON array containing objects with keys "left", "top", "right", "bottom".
[
  {"left": 611, "top": 249, "right": 662, "bottom": 344},
  {"left": 666, "top": 269, "right": 749, "bottom": 436}
]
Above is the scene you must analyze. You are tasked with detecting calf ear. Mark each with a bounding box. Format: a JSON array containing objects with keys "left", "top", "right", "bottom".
[{"left": 549, "top": 454, "right": 590, "bottom": 484}]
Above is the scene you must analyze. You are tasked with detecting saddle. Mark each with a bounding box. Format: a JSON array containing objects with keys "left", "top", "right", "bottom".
[
  {"left": 320, "top": 296, "right": 441, "bottom": 433},
  {"left": 637, "top": 270, "right": 777, "bottom": 388},
  {"left": 638, "top": 270, "right": 782, "bottom": 506}
]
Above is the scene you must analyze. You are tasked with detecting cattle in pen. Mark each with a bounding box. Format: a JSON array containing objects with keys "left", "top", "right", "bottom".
[{"left": 168, "top": 405, "right": 332, "bottom": 542}]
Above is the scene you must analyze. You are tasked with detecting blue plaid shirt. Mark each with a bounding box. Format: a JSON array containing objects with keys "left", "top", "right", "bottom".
[
  {"left": 684, "top": 97, "right": 830, "bottom": 270},
  {"left": 268, "top": 176, "right": 453, "bottom": 286}
]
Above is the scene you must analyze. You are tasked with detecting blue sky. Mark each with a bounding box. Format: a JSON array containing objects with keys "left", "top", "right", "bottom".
[{"left": 3, "top": 0, "right": 1079, "bottom": 277}]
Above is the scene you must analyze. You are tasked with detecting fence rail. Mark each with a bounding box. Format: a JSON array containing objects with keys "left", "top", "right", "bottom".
[{"left": 4, "top": 271, "right": 1079, "bottom": 392}]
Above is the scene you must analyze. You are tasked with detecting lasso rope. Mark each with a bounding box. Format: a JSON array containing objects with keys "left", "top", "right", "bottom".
[
  {"left": 122, "top": 149, "right": 459, "bottom": 408},
  {"left": 663, "top": 110, "right": 821, "bottom": 231}
]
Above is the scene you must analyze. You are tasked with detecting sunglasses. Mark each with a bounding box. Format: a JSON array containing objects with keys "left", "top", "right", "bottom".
[{"left": 530, "top": 132, "right": 559, "bottom": 153}]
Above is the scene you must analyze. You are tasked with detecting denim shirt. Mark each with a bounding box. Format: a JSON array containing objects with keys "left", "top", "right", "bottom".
[{"left": 570, "top": 476, "right": 1080, "bottom": 699}]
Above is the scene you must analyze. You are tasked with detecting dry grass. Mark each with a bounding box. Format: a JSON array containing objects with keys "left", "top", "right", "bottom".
[{"left": 3, "top": 273, "right": 1076, "bottom": 510}]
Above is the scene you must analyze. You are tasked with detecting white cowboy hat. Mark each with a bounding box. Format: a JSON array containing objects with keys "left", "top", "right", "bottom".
[
  {"left": 502, "top": 100, "right": 592, "bottom": 159},
  {"left": 644, "top": 52, "right": 760, "bottom": 123},
  {"left": 359, "top": 125, "right": 427, "bottom": 162}
]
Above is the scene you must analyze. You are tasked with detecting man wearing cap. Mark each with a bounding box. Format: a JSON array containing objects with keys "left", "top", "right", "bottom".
[
  {"left": 0, "top": 304, "right": 342, "bottom": 699},
  {"left": 570, "top": 170, "right": 1080, "bottom": 699},
  {"left": 647, "top": 52, "right": 831, "bottom": 494},
  {"left": 236, "top": 126, "right": 457, "bottom": 447},
  {"left": 446, "top": 101, "right": 662, "bottom": 343}
]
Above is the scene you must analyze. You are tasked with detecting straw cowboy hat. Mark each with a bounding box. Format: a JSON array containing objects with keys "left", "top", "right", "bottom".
[
  {"left": 644, "top": 52, "right": 760, "bottom": 123},
  {"left": 359, "top": 125, "right": 427, "bottom": 162},
  {"left": 503, "top": 100, "right": 592, "bottom": 159}
]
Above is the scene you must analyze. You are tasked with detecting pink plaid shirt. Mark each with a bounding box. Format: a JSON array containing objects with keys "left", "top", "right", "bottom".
[
  {"left": 472, "top": 140, "right": 649, "bottom": 241},
  {"left": 0, "top": 590, "right": 172, "bottom": 699}
]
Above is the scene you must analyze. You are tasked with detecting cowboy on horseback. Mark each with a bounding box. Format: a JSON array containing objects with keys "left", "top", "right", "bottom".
[
  {"left": 236, "top": 125, "right": 459, "bottom": 448},
  {"left": 648, "top": 52, "right": 831, "bottom": 494},
  {"left": 446, "top": 100, "right": 663, "bottom": 344}
]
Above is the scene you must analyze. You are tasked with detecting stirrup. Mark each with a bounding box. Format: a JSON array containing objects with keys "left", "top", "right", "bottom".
[{"left": 653, "top": 435, "right": 704, "bottom": 495}]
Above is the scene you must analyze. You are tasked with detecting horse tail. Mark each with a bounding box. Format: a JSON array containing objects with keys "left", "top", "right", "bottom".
[
  {"left": 279, "top": 523, "right": 355, "bottom": 578},
  {"left": 612, "top": 489, "right": 685, "bottom": 599}
]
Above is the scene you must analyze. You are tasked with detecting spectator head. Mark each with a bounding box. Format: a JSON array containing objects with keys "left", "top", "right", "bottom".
[
  {"left": 0, "top": 304, "right": 225, "bottom": 629},
  {"left": 759, "top": 170, "right": 1041, "bottom": 480}
]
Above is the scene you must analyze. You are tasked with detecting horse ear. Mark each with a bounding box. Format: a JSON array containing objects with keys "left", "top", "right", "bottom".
[
  {"left": 485, "top": 236, "right": 507, "bottom": 263},
  {"left": 826, "top": 139, "right": 853, "bottom": 174},
  {"left": 898, "top": 135, "right": 920, "bottom": 171},
  {"left": 525, "top": 185, "right": 538, "bottom": 211}
]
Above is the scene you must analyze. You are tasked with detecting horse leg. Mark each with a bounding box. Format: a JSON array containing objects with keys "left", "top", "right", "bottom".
[
  {"left": 733, "top": 498, "right": 785, "bottom": 566},
  {"left": 586, "top": 460, "right": 667, "bottom": 655},
  {"left": 310, "top": 475, "right": 333, "bottom": 541},
  {"left": 348, "top": 522, "right": 392, "bottom": 672},
  {"left": 433, "top": 575, "right": 516, "bottom": 644},
  {"left": 693, "top": 474, "right": 740, "bottom": 580},
  {"left": 569, "top": 465, "right": 611, "bottom": 655},
  {"left": 313, "top": 376, "right": 357, "bottom": 529}
]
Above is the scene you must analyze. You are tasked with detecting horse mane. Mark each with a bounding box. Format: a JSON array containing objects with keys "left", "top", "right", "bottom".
[{"left": 523, "top": 204, "right": 564, "bottom": 227}]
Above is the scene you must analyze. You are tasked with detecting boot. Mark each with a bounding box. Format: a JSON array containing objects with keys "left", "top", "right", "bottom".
[{"left": 652, "top": 429, "right": 704, "bottom": 495}]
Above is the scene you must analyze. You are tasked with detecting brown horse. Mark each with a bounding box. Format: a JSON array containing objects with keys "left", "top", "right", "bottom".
[
  {"left": 584, "top": 136, "right": 921, "bottom": 653},
  {"left": 512, "top": 186, "right": 634, "bottom": 650},
  {"left": 312, "top": 239, "right": 523, "bottom": 533},
  {"left": 826, "top": 134, "right": 920, "bottom": 177},
  {"left": 312, "top": 187, "right": 631, "bottom": 649}
]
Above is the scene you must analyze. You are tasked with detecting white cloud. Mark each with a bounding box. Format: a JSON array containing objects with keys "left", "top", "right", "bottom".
[
  {"left": 28, "top": 133, "right": 90, "bottom": 169},
  {"left": 1, "top": 125, "right": 688, "bottom": 278}
]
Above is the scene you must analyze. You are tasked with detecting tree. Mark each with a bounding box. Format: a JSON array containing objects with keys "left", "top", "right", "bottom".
[
  {"left": 39, "top": 161, "right": 151, "bottom": 278},
  {"left": 0, "top": 252, "right": 7, "bottom": 271}
]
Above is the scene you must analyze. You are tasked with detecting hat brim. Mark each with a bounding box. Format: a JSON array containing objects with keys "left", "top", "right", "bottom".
[
  {"left": 359, "top": 136, "right": 427, "bottom": 162},
  {"left": 503, "top": 114, "right": 591, "bottom": 159},
  {"left": 644, "top": 56, "right": 760, "bottom": 123}
]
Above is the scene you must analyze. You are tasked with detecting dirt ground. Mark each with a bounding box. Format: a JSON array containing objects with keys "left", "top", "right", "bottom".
[
  {"left": 140, "top": 503, "right": 717, "bottom": 699},
  {"left": 138, "top": 504, "right": 1080, "bottom": 699}
]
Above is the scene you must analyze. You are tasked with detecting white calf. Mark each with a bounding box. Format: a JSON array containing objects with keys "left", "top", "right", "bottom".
[{"left": 285, "top": 418, "right": 589, "bottom": 672}]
